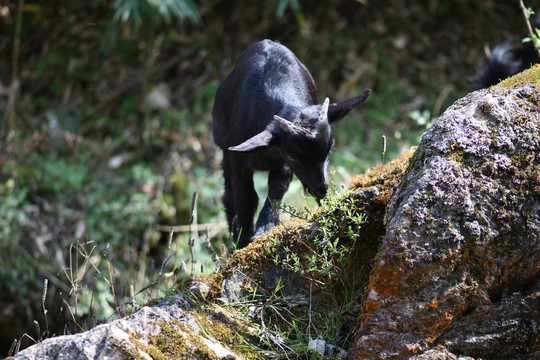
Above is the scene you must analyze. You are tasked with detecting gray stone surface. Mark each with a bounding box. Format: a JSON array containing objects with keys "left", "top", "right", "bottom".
[
  {"left": 349, "top": 84, "right": 540, "bottom": 359},
  {"left": 12, "top": 295, "right": 242, "bottom": 360}
]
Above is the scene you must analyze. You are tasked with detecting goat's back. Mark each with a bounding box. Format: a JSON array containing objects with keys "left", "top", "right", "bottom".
[{"left": 212, "top": 40, "right": 318, "bottom": 149}]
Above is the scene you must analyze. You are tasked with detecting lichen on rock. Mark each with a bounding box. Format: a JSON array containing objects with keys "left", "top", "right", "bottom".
[
  {"left": 11, "top": 295, "right": 248, "bottom": 360},
  {"left": 349, "top": 74, "right": 540, "bottom": 359}
]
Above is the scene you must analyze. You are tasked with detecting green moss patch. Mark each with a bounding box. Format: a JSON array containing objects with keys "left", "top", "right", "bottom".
[
  {"left": 132, "top": 320, "right": 219, "bottom": 360},
  {"left": 495, "top": 64, "right": 540, "bottom": 89}
]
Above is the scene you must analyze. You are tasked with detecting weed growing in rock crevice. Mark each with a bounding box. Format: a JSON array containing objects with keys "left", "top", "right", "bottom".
[
  {"left": 271, "top": 185, "right": 366, "bottom": 291},
  {"left": 250, "top": 185, "right": 368, "bottom": 356}
]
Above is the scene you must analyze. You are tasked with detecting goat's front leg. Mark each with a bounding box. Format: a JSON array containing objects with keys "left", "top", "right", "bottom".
[
  {"left": 254, "top": 166, "right": 293, "bottom": 239},
  {"left": 221, "top": 152, "right": 236, "bottom": 232},
  {"left": 231, "top": 164, "right": 259, "bottom": 249}
]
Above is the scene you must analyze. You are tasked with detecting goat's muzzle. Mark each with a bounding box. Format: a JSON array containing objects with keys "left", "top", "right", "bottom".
[{"left": 305, "top": 183, "right": 328, "bottom": 202}]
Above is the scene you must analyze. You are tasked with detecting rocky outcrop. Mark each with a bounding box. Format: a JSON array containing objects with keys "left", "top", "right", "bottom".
[
  {"left": 348, "top": 79, "right": 540, "bottom": 358},
  {"left": 10, "top": 295, "right": 248, "bottom": 359},
  {"left": 11, "top": 71, "right": 540, "bottom": 359}
]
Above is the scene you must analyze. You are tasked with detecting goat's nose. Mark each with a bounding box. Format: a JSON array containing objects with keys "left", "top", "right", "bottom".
[{"left": 311, "top": 183, "right": 328, "bottom": 199}]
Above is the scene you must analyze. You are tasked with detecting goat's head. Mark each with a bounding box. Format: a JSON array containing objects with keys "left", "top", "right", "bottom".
[
  {"left": 228, "top": 89, "right": 371, "bottom": 200},
  {"left": 272, "top": 98, "right": 333, "bottom": 199}
]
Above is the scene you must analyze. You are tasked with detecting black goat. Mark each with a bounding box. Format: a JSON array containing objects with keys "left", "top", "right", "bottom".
[
  {"left": 212, "top": 39, "right": 371, "bottom": 249},
  {"left": 469, "top": 39, "right": 540, "bottom": 89}
]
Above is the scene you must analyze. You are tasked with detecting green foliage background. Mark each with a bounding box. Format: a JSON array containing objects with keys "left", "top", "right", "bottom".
[{"left": 0, "top": 0, "right": 534, "bottom": 355}]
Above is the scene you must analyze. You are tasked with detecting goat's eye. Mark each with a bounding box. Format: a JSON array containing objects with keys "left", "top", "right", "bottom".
[{"left": 287, "top": 156, "right": 297, "bottom": 163}]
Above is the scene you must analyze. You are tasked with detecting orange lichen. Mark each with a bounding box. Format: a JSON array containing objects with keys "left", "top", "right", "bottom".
[
  {"left": 363, "top": 261, "right": 406, "bottom": 313},
  {"left": 427, "top": 299, "right": 438, "bottom": 309},
  {"left": 404, "top": 343, "right": 422, "bottom": 355}
]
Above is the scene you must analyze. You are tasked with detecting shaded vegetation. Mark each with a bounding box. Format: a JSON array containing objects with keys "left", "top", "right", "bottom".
[{"left": 0, "top": 0, "right": 535, "bottom": 356}]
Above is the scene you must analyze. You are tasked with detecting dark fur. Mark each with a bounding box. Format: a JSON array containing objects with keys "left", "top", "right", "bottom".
[
  {"left": 212, "top": 40, "right": 371, "bottom": 248},
  {"left": 469, "top": 40, "right": 540, "bottom": 89}
]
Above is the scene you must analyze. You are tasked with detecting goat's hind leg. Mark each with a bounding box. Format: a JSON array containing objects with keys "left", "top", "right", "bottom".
[{"left": 254, "top": 166, "right": 293, "bottom": 238}]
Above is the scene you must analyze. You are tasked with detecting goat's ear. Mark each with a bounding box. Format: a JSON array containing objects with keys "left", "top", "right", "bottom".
[
  {"left": 228, "top": 129, "right": 274, "bottom": 152},
  {"left": 328, "top": 89, "right": 372, "bottom": 123}
]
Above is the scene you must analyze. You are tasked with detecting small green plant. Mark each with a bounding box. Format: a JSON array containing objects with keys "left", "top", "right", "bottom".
[
  {"left": 258, "top": 181, "right": 369, "bottom": 355},
  {"left": 233, "top": 273, "right": 358, "bottom": 358},
  {"left": 272, "top": 183, "right": 366, "bottom": 288},
  {"left": 274, "top": 201, "right": 311, "bottom": 221},
  {"left": 112, "top": 0, "right": 200, "bottom": 30},
  {"left": 520, "top": 0, "right": 540, "bottom": 57}
]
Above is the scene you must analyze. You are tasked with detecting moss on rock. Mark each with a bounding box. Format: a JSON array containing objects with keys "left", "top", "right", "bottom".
[{"left": 495, "top": 63, "right": 540, "bottom": 89}]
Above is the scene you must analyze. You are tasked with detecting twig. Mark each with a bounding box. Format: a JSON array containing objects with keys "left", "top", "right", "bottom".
[
  {"left": 156, "top": 222, "right": 227, "bottom": 232},
  {"left": 380, "top": 135, "right": 387, "bottom": 177},
  {"left": 74, "top": 241, "right": 80, "bottom": 320},
  {"left": 308, "top": 283, "right": 312, "bottom": 342},
  {"left": 6, "top": 0, "right": 24, "bottom": 132},
  {"left": 9, "top": 333, "right": 36, "bottom": 356},
  {"left": 156, "top": 222, "right": 227, "bottom": 241},
  {"left": 124, "top": 227, "right": 175, "bottom": 301},
  {"left": 8, "top": 339, "right": 18, "bottom": 356},
  {"left": 16, "top": 244, "right": 71, "bottom": 292},
  {"left": 106, "top": 260, "right": 121, "bottom": 319},
  {"left": 204, "top": 226, "right": 222, "bottom": 267},
  {"left": 131, "top": 253, "right": 174, "bottom": 296},
  {"left": 62, "top": 298, "right": 85, "bottom": 332},
  {"left": 1, "top": 0, "right": 24, "bottom": 174},
  {"left": 164, "top": 227, "right": 174, "bottom": 286},
  {"left": 432, "top": 84, "right": 454, "bottom": 120},
  {"left": 59, "top": 240, "right": 103, "bottom": 324},
  {"left": 33, "top": 321, "right": 40, "bottom": 342},
  {"left": 189, "top": 191, "right": 200, "bottom": 243},
  {"left": 41, "top": 279, "right": 49, "bottom": 338},
  {"left": 189, "top": 191, "right": 199, "bottom": 276}
]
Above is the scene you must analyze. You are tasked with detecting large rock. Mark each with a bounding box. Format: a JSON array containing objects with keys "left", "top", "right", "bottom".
[
  {"left": 11, "top": 295, "right": 246, "bottom": 359},
  {"left": 348, "top": 81, "right": 540, "bottom": 358}
]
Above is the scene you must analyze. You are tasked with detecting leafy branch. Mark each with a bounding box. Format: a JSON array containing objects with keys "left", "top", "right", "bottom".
[{"left": 519, "top": 0, "right": 540, "bottom": 58}]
